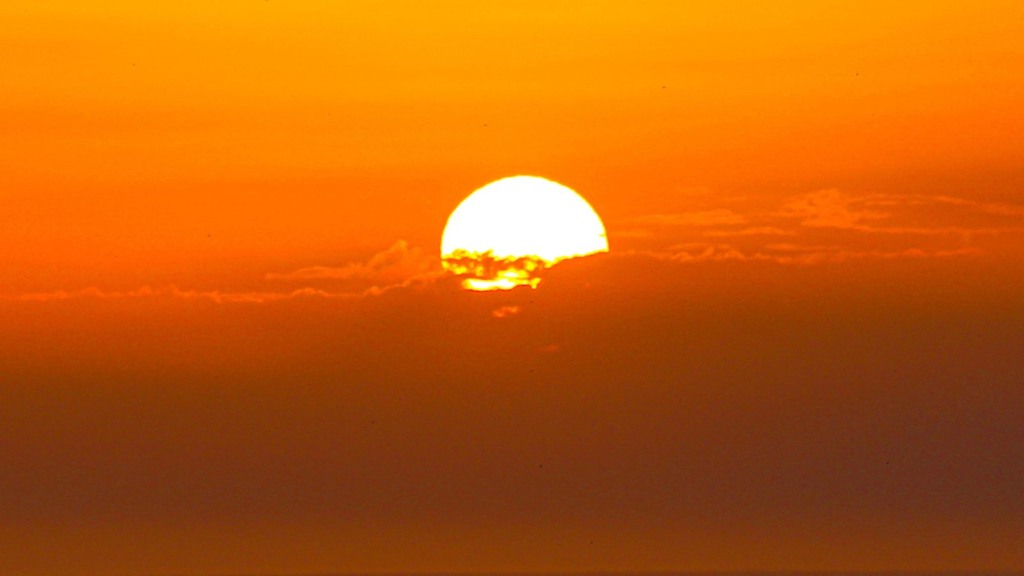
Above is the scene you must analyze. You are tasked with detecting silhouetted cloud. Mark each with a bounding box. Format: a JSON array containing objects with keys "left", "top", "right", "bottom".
[{"left": 442, "top": 250, "right": 548, "bottom": 290}]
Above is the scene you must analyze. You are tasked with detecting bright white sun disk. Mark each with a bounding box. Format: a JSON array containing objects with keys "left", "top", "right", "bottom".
[{"left": 441, "top": 176, "right": 608, "bottom": 290}]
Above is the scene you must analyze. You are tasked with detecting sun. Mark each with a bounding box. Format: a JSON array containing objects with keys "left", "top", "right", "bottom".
[{"left": 441, "top": 175, "right": 608, "bottom": 290}]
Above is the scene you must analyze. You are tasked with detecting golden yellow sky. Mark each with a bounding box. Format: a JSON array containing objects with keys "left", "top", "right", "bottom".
[
  {"left": 2, "top": 2, "right": 1024, "bottom": 575},
  {"left": 4, "top": 1, "right": 1023, "bottom": 288}
]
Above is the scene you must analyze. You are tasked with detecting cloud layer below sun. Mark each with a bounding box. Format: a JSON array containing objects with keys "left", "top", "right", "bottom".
[
  {"left": 3, "top": 188, "right": 1023, "bottom": 304},
  {"left": 3, "top": 190, "right": 1023, "bottom": 576}
]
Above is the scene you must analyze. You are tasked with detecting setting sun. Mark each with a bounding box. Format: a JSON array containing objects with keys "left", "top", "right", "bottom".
[
  {"left": 3, "top": 2, "right": 1024, "bottom": 574},
  {"left": 441, "top": 176, "right": 608, "bottom": 290}
]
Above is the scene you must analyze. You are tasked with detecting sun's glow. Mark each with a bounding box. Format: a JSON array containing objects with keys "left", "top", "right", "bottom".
[{"left": 441, "top": 176, "right": 608, "bottom": 290}]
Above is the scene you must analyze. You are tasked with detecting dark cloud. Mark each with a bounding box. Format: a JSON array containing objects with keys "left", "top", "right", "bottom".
[
  {"left": 3, "top": 193, "right": 1024, "bottom": 574},
  {"left": 1, "top": 248, "right": 1023, "bottom": 574}
]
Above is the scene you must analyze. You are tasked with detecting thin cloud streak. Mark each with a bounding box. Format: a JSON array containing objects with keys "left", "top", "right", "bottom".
[
  {"left": 775, "top": 189, "right": 890, "bottom": 229},
  {"left": 266, "top": 240, "right": 437, "bottom": 282},
  {"left": 624, "top": 244, "right": 982, "bottom": 265},
  {"left": 1, "top": 275, "right": 450, "bottom": 304},
  {"left": 624, "top": 189, "right": 1024, "bottom": 262},
  {"left": 9, "top": 190, "right": 1024, "bottom": 303},
  {"left": 1, "top": 285, "right": 360, "bottom": 304},
  {"left": 702, "top": 226, "right": 797, "bottom": 237},
  {"left": 628, "top": 209, "right": 748, "bottom": 227},
  {"left": 3, "top": 241, "right": 447, "bottom": 303}
]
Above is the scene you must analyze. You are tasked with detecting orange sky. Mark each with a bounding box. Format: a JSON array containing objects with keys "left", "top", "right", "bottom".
[{"left": 2, "top": 2, "right": 1024, "bottom": 575}]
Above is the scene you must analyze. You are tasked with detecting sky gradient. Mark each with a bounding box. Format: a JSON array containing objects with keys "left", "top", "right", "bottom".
[{"left": 2, "top": 2, "right": 1023, "bottom": 575}]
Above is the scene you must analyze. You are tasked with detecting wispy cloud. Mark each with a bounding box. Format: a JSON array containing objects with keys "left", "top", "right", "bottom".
[
  {"left": 658, "top": 243, "right": 749, "bottom": 262},
  {"left": 883, "top": 194, "right": 1024, "bottom": 217},
  {"left": 5, "top": 241, "right": 445, "bottom": 304},
  {"left": 702, "top": 226, "right": 797, "bottom": 237},
  {"left": 622, "top": 189, "right": 1024, "bottom": 263},
  {"left": 774, "top": 189, "right": 889, "bottom": 229},
  {"left": 2, "top": 285, "right": 359, "bottom": 304},
  {"left": 627, "top": 243, "right": 982, "bottom": 266},
  {"left": 266, "top": 240, "right": 438, "bottom": 283},
  {"left": 776, "top": 190, "right": 1024, "bottom": 235},
  {"left": 629, "top": 209, "right": 747, "bottom": 227},
  {"left": 491, "top": 305, "right": 521, "bottom": 319}
]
